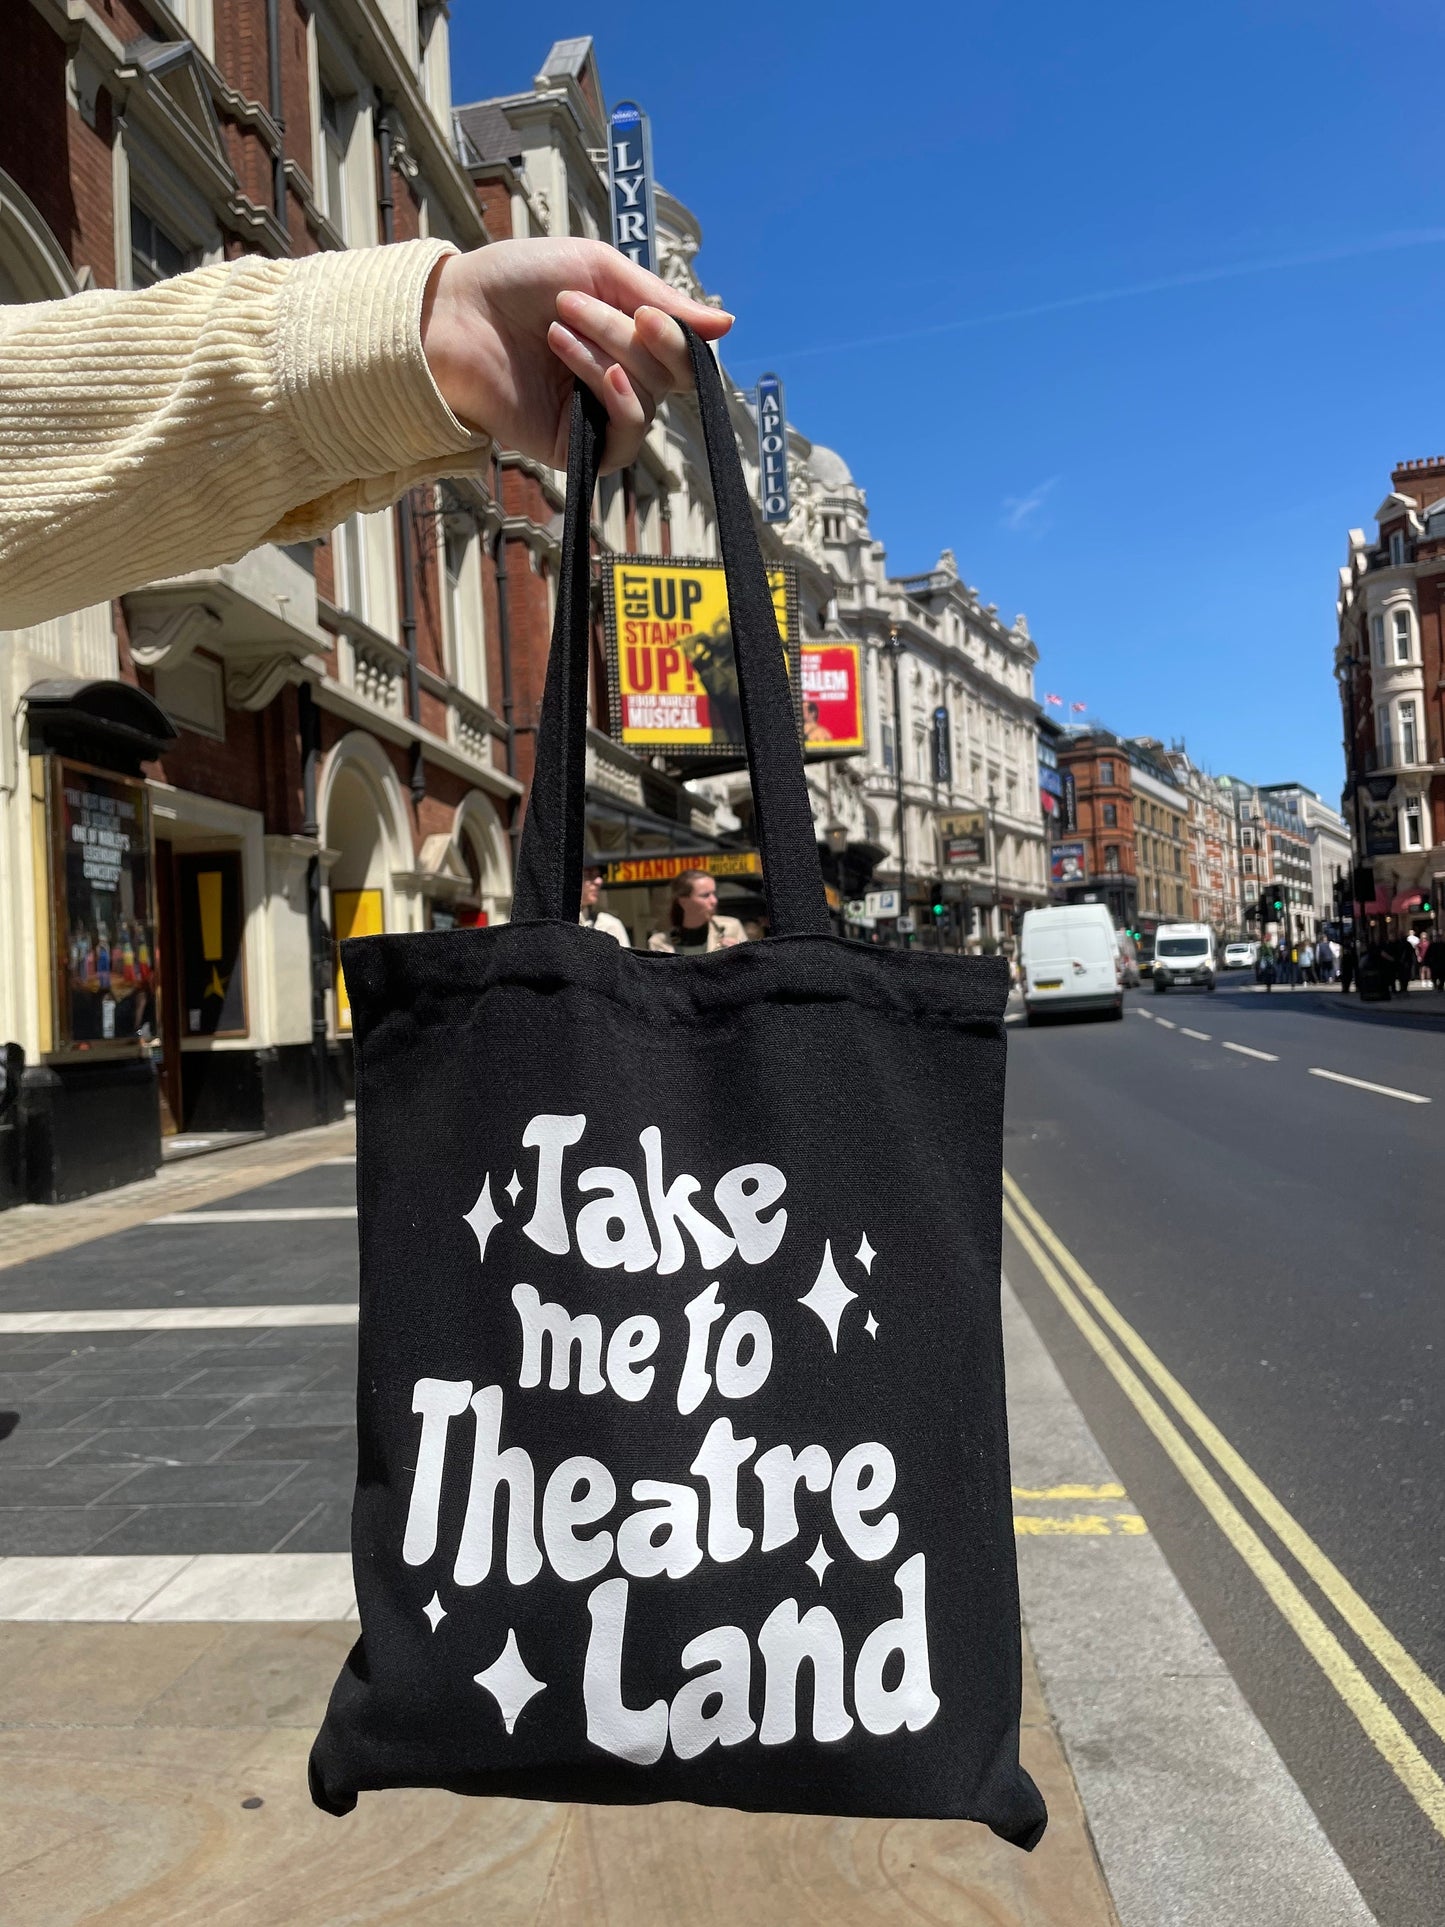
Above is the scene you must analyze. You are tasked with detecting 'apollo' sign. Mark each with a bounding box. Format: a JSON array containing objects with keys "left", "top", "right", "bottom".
[
  {"left": 608, "top": 101, "right": 658, "bottom": 275},
  {"left": 757, "top": 374, "right": 790, "bottom": 524}
]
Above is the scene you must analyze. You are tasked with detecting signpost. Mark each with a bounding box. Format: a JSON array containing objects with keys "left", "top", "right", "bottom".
[
  {"left": 607, "top": 101, "right": 657, "bottom": 273},
  {"left": 756, "top": 374, "right": 790, "bottom": 524},
  {"left": 601, "top": 850, "right": 761, "bottom": 887},
  {"left": 865, "top": 888, "right": 901, "bottom": 919},
  {"left": 1050, "top": 840, "right": 1086, "bottom": 886}
]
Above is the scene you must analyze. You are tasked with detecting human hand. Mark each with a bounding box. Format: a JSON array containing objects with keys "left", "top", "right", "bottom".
[{"left": 420, "top": 239, "right": 733, "bottom": 472}]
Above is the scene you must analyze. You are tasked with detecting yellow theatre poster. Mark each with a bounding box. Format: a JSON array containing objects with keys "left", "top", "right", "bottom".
[
  {"left": 602, "top": 556, "right": 800, "bottom": 757},
  {"left": 332, "top": 887, "right": 382, "bottom": 1033}
]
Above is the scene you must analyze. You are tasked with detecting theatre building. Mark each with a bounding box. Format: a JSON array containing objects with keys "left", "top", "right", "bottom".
[{"left": 1, "top": 1, "right": 517, "bottom": 1206}]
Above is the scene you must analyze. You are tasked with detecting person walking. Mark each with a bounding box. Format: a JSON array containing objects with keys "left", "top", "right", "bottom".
[
  {"left": 647, "top": 872, "right": 748, "bottom": 954},
  {"left": 579, "top": 866, "right": 631, "bottom": 947},
  {"left": 1391, "top": 935, "right": 1414, "bottom": 997},
  {"left": 1315, "top": 935, "right": 1334, "bottom": 983},
  {"left": 1339, "top": 938, "right": 1356, "bottom": 996},
  {"left": 1259, "top": 939, "right": 1277, "bottom": 991},
  {"left": 1300, "top": 940, "right": 1315, "bottom": 983},
  {"left": 1426, "top": 930, "right": 1445, "bottom": 994}
]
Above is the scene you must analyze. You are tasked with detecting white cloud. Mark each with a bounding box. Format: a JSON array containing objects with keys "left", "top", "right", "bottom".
[{"left": 1001, "top": 476, "right": 1059, "bottom": 533}]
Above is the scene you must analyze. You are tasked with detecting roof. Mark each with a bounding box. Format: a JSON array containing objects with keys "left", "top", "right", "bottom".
[{"left": 452, "top": 100, "right": 522, "bottom": 167}]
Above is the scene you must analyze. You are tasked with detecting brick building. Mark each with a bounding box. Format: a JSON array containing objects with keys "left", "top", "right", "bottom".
[
  {"left": 1335, "top": 458, "right": 1445, "bottom": 938},
  {"left": 1164, "top": 748, "right": 1242, "bottom": 937},
  {"left": 1052, "top": 730, "right": 1139, "bottom": 927},
  {"left": 1, "top": 0, "right": 518, "bottom": 1206}
]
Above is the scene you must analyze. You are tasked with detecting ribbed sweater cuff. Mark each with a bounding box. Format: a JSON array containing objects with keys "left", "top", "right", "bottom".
[{"left": 277, "top": 239, "right": 483, "bottom": 483}]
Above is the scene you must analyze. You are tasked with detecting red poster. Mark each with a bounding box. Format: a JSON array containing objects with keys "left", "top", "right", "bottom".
[{"left": 801, "top": 642, "right": 864, "bottom": 752}]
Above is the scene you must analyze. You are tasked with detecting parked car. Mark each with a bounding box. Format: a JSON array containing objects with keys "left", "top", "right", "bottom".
[
  {"left": 1020, "top": 903, "right": 1125, "bottom": 1023},
  {"left": 1153, "top": 923, "right": 1217, "bottom": 992},
  {"left": 1222, "top": 940, "right": 1258, "bottom": 971}
]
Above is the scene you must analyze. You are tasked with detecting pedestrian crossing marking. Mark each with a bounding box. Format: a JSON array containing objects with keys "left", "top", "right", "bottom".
[
  {"left": 1003, "top": 1170, "right": 1445, "bottom": 1840},
  {"left": 148, "top": 1207, "right": 358, "bottom": 1224},
  {"left": 0, "top": 1304, "right": 357, "bottom": 1333}
]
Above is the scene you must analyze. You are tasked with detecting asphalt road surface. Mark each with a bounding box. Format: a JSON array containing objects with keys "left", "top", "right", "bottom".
[{"left": 1003, "top": 974, "right": 1445, "bottom": 1927}]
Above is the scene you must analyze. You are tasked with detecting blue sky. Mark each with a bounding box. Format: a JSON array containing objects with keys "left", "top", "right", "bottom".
[{"left": 450, "top": 2, "right": 1445, "bottom": 800}]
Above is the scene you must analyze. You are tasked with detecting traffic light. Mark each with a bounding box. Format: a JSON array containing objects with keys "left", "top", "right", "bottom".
[
  {"left": 1423, "top": 893, "right": 1434, "bottom": 917},
  {"left": 1268, "top": 882, "right": 1286, "bottom": 918}
]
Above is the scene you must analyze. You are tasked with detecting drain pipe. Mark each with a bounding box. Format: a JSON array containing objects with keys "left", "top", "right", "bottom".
[
  {"left": 376, "top": 100, "right": 424, "bottom": 804},
  {"left": 265, "top": 0, "right": 286, "bottom": 227},
  {"left": 298, "top": 683, "right": 330, "bottom": 1125}
]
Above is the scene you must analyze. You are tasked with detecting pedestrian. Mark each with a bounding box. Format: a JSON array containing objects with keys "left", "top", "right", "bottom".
[
  {"left": 1260, "top": 940, "right": 1277, "bottom": 991},
  {"left": 1315, "top": 935, "right": 1334, "bottom": 983},
  {"left": 1, "top": 237, "right": 732, "bottom": 630},
  {"left": 1300, "top": 940, "right": 1315, "bottom": 983},
  {"left": 1391, "top": 935, "right": 1414, "bottom": 997},
  {"left": 1426, "top": 930, "right": 1445, "bottom": 994},
  {"left": 1339, "top": 938, "right": 1356, "bottom": 995},
  {"left": 647, "top": 871, "right": 749, "bottom": 953},
  {"left": 578, "top": 865, "right": 631, "bottom": 947}
]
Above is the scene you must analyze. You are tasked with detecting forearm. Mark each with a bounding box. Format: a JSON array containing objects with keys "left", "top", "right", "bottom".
[{"left": 0, "top": 239, "right": 485, "bottom": 631}]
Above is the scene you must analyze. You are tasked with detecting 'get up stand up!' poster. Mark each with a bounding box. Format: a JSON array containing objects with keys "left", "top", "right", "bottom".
[{"left": 603, "top": 558, "right": 801, "bottom": 759}]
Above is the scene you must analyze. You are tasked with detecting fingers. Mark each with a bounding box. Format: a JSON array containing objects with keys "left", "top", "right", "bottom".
[
  {"left": 555, "top": 290, "right": 680, "bottom": 400},
  {"left": 582, "top": 243, "right": 734, "bottom": 340},
  {"left": 547, "top": 322, "right": 651, "bottom": 471}
]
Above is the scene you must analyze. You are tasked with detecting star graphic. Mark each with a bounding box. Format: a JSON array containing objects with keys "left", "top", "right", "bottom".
[
  {"left": 474, "top": 1629, "right": 546, "bottom": 1734},
  {"left": 423, "top": 1591, "right": 447, "bottom": 1633},
  {"left": 805, "top": 1537, "right": 833, "bottom": 1585},
  {"left": 864, "top": 1311, "right": 879, "bottom": 1339},
  {"left": 505, "top": 1170, "right": 523, "bottom": 1206},
  {"left": 856, "top": 1233, "right": 876, "bottom": 1274},
  {"left": 463, "top": 1174, "right": 501, "bottom": 1263},
  {"left": 798, "top": 1241, "right": 857, "bottom": 1351}
]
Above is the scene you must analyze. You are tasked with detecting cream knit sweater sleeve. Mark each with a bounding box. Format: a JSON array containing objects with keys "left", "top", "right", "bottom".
[{"left": 0, "top": 238, "right": 488, "bottom": 631}]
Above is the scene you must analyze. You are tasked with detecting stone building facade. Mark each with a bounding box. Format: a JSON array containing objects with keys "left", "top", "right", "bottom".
[{"left": 1335, "top": 459, "right": 1445, "bottom": 937}]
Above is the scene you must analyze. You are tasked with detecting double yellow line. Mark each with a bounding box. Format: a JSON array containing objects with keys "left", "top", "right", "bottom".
[{"left": 1002, "top": 1170, "right": 1445, "bottom": 1838}]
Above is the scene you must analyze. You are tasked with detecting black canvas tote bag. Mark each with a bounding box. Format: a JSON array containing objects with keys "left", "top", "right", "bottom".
[{"left": 309, "top": 329, "right": 1046, "bottom": 1849}]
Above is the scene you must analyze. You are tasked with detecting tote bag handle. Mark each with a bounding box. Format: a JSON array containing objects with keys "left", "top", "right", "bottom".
[{"left": 511, "top": 325, "right": 832, "bottom": 938}]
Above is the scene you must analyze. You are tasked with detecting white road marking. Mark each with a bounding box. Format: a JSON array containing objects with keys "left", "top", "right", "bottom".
[
  {"left": 148, "top": 1207, "right": 357, "bottom": 1225},
  {"left": 1182, "top": 1028, "right": 1212, "bottom": 1041},
  {"left": 1004, "top": 1011, "right": 1024, "bottom": 1024},
  {"left": 0, "top": 1304, "right": 357, "bottom": 1334},
  {"left": 1154, "top": 1017, "right": 1177, "bottom": 1029},
  {"left": 1135, "top": 1009, "right": 1154, "bottom": 1020},
  {"left": 1223, "top": 1042, "right": 1279, "bottom": 1062},
  {"left": 1308, "top": 1068, "right": 1431, "bottom": 1105},
  {"left": 0, "top": 1554, "right": 358, "bottom": 1622}
]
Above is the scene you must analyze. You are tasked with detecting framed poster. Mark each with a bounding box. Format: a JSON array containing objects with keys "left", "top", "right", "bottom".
[
  {"left": 44, "top": 758, "right": 157, "bottom": 1049},
  {"left": 801, "top": 642, "right": 864, "bottom": 751},
  {"left": 602, "top": 555, "right": 801, "bottom": 758},
  {"left": 177, "top": 851, "right": 248, "bottom": 1037},
  {"left": 333, "top": 887, "right": 383, "bottom": 1033}
]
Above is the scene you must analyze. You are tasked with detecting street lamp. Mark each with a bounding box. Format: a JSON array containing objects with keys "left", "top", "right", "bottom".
[
  {"left": 1340, "top": 651, "right": 1369, "bottom": 984},
  {"left": 882, "top": 625, "right": 909, "bottom": 944}
]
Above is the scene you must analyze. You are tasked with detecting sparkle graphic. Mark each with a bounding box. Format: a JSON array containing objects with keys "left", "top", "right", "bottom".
[
  {"left": 474, "top": 1629, "right": 545, "bottom": 1734},
  {"left": 423, "top": 1591, "right": 447, "bottom": 1633},
  {"left": 855, "top": 1233, "right": 876, "bottom": 1274},
  {"left": 864, "top": 1311, "right": 879, "bottom": 1339},
  {"left": 463, "top": 1174, "right": 501, "bottom": 1262},
  {"left": 505, "top": 1170, "right": 523, "bottom": 1206},
  {"left": 798, "top": 1240, "right": 857, "bottom": 1351},
  {"left": 805, "top": 1537, "right": 833, "bottom": 1585}
]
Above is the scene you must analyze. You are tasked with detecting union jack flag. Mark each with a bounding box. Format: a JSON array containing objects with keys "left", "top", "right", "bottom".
[
  {"left": 1070, "top": 701, "right": 1088, "bottom": 713},
  {"left": 1044, "top": 693, "right": 1063, "bottom": 706}
]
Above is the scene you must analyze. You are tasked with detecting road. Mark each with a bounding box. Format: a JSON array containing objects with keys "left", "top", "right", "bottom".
[{"left": 1003, "top": 974, "right": 1445, "bottom": 1927}]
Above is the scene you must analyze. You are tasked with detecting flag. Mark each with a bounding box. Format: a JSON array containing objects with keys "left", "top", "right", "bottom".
[
  {"left": 1044, "top": 693, "right": 1063, "bottom": 707},
  {"left": 1070, "top": 701, "right": 1088, "bottom": 713}
]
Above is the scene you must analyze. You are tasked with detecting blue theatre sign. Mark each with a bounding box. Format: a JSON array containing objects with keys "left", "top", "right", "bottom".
[
  {"left": 757, "top": 373, "right": 790, "bottom": 524},
  {"left": 608, "top": 101, "right": 658, "bottom": 274}
]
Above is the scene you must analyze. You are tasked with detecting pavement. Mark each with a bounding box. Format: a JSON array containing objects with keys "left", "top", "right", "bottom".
[
  {"left": 1003, "top": 975, "right": 1445, "bottom": 1926},
  {"left": 0, "top": 1106, "right": 1376, "bottom": 1924}
]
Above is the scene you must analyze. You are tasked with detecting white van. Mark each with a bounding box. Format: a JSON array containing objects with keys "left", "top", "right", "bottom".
[
  {"left": 1152, "top": 922, "right": 1216, "bottom": 993},
  {"left": 1020, "top": 903, "right": 1124, "bottom": 1023}
]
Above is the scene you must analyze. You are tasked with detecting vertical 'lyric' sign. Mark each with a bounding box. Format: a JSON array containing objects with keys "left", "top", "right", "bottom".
[
  {"left": 757, "top": 375, "right": 790, "bottom": 524},
  {"left": 608, "top": 101, "right": 657, "bottom": 274}
]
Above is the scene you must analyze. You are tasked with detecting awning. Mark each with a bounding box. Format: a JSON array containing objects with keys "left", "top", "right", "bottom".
[
  {"left": 1361, "top": 889, "right": 1423, "bottom": 916},
  {"left": 25, "top": 677, "right": 176, "bottom": 770}
]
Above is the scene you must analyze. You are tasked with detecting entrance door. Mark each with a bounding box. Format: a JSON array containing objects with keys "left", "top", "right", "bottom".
[{"left": 153, "top": 838, "right": 182, "bottom": 1133}]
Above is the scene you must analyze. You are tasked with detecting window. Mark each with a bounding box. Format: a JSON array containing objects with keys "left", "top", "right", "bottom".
[
  {"left": 1104, "top": 845, "right": 1120, "bottom": 873},
  {"left": 1399, "top": 700, "right": 1419, "bottom": 765},
  {"left": 1243, "top": 854, "right": 1255, "bottom": 875},
  {"left": 1376, "top": 704, "right": 1393, "bottom": 762},
  {"left": 1099, "top": 760, "right": 1114, "bottom": 785},
  {"left": 823, "top": 514, "right": 844, "bottom": 542},
  {"left": 130, "top": 201, "right": 191, "bottom": 287},
  {"left": 1102, "top": 802, "right": 1117, "bottom": 827},
  {"left": 881, "top": 720, "right": 895, "bottom": 774},
  {"left": 1394, "top": 608, "right": 1412, "bottom": 662},
  {"left": 1370, "top": 611, "right": 1386, "bottom": 662},
  {"left": 1390, "top": 530, "right": 1406, "bottom": 567},
  {"left": 320, "top": 86, "right": 348, "bottom": 237},
  {"left": 1403, "top": 798, "right": 1424, "bottom": 850}
]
